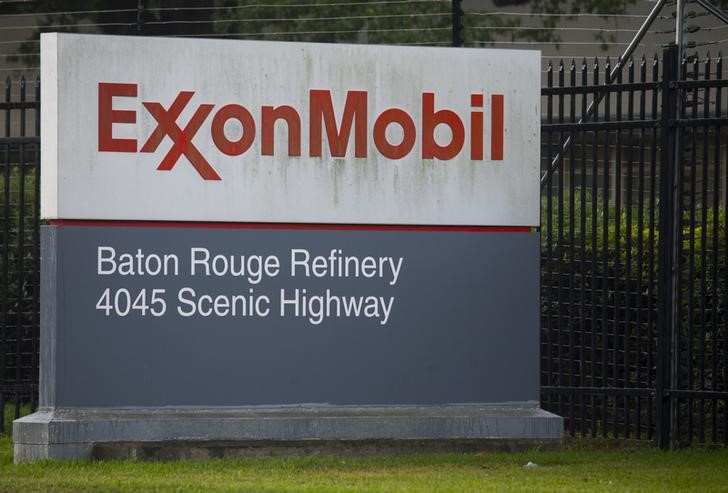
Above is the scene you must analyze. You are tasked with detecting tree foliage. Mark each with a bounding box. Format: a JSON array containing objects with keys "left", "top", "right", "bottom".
[{"left": 209, "top": 0, "right": 452, "bottom": 45}]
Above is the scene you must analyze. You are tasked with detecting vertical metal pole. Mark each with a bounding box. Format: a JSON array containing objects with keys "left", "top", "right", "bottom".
[
  {"left": 31, "top": 77, "right": 40, "bottom": 412},
  {"left": 647, "top": 53, "right": 660, "bottom": 442},
  {"left": 0, "top": 78, "right": 9, "bottom": 432},
  {"left": 672, "top": 0, "right": 686, "bottom": 449},
  {"left": 676, "top": 0, "right": 685, "bottom": 66},
  {"left": 451, "top": 0, "right": 463, "bottom": 47},
  {"left": 136, "top": 0, "right": 144, "bottom": 33},
  {"left": 544, "top": 61, "right": 554, "bottom": 426},
  {"left": 657, "top": 44, "right": 678, "bottom": 450},
  {"left": 15, "top": 77, "right": 26, "bottom": 421}
]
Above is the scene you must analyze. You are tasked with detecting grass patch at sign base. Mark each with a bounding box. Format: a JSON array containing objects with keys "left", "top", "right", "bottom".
[{"left": 1, "top": 428, "right": 728, "bottom": 492}]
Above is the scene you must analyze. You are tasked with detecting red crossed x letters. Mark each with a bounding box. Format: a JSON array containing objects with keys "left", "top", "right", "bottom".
[{"left": 141, "top": 92, "right": 221, "bottom": 181}]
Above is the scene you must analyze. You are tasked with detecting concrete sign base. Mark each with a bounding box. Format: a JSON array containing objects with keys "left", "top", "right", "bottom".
[
  {"left": 14, "top": 404, "right": 562, "bottom": 462},
  {"left": 14, "top": 224, "right": 562, "bottom": 462}
]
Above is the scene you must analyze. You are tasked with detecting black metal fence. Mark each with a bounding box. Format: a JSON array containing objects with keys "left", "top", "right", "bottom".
[
  {"left": 541, "top": 44, "right": 728, "bottom": 448},
  {"left": 0, "top": 76, "right": 39, "bottom": 433}
]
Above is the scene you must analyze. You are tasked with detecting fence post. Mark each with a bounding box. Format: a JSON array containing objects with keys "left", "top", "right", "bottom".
[
  {"left": 451, "top": 0, "right": 463, "bottom": 47},
  {"left": 656, "top": 43, "right": 679, "bottom": 449}
]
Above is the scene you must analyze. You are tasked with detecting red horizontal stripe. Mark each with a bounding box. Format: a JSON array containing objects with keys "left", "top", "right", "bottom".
[{"left": 49, "top": 219, "right": 533, "bottom": 233}]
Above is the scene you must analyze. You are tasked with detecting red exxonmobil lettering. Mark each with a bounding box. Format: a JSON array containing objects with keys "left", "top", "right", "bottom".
[{"left": 98, "top": 82, "right": 505, "bottom": 181}]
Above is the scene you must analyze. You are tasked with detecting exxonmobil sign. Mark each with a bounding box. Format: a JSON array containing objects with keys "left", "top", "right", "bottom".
[
  {"left": 99, "top": 84, "right": 505, "bottom": 180},
  {"left": 42, "top": 33, "right": 540, "bottom": 226}
]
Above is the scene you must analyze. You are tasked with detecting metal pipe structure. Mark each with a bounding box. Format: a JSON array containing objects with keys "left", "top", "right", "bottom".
[
  {"left": 676, "top": 0, "right": 685, "bottom": 64},
  {"left": 696, "top": 0, "right": 728, "bottom": 25},
  {"left": 540, "top": 0, "right": 668, "bottom": 189}
]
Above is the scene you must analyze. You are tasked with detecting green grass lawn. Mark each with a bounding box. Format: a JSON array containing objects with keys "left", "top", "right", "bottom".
[{"left": 1, "top": 426, "right": 727, "bottom": 493}]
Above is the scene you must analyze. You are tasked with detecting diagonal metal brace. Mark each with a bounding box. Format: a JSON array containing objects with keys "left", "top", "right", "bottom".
[
  {"left": 540, "top": 0, "right": 668, "bottom": 190},
  {"left": 695, "top": 0, "right": 728, "bottom": 25}
]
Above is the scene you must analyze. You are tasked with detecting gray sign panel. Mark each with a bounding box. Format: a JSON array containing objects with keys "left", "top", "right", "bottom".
[{"left": 41, "top": 225, "right": 539, "bottom": 408}]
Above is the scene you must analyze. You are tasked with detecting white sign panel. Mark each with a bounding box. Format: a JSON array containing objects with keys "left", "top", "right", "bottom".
[{"left": 41, "top": 33, "right": 540, "bottom": 225}]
